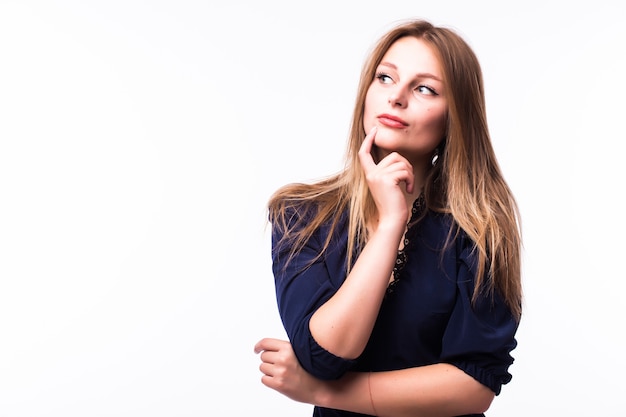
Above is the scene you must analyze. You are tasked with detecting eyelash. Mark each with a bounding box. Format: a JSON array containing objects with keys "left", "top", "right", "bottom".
[
  {"left": 375, "top": 72, "right": 392, "bottom": 83},
  {"left": 417, "top": 85, "right": 438, "bottom": 96},
  {"left": 375, "top": 72, "right": 439, "bottom": 96}
]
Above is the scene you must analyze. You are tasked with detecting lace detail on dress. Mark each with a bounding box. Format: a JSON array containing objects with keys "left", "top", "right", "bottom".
[{"left": 386, "top": 193, "right": 425, "bottom": 296}]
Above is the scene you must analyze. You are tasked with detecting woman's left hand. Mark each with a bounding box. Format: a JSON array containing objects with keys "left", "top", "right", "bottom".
[{"left": 254, "top": 337, "right": 323, "bottom": 405}]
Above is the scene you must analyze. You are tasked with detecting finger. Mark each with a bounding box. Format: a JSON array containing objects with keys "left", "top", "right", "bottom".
[
  {"left": 254, "top": 337, "right": 287, "bottom": 354},
  {"left": 260, "top": 349, "right": 280, "bottom": 365},
  {"left": 254, "top": 339, "right": 266, "bottom": 354},
  {"left": 259, "top": 361, "right": 275, "bottom": 377},
  {"left": 358, "top": 126, "right": 378, "bottom": 171},
  {"left": 254, "top": 337, "right": 275, "bottom": 354},
  {"left": 260, "top": 374, "right": 276, "bottom": 389},
  {"left": 405, "top": 175, "right": 415, "bottom": 194},
  {"left": 389, "top": 160, "right": 415, "bottom": 193},
  {"left": 360, "top": 126, "right": 377, "bottom": 154},
  {"left": 379, "top": 157, "right": 415, "bottom": 194}
]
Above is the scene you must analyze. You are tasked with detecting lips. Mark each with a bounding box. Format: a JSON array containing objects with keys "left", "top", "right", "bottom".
[{"left": 377, "top": 113, "right": 409, "bottom": 128}]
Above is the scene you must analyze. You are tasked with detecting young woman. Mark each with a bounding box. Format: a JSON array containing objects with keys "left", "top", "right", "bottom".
[{"left": 255, "top": 19, "right": 522, "bottom": 417}]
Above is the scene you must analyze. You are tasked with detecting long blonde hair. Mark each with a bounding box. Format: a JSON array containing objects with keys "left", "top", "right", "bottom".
[{"left": 268, "top": 19, "right": 522, "bottom": 320}]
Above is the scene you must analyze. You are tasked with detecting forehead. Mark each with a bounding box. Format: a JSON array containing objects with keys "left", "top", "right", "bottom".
[{"left": 380, "top": 37, "right": 442, "bottom": 78}]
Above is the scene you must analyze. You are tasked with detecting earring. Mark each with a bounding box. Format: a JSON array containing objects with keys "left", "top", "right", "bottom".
[{"left": 431, "top": 149, "right": 439, "bottom": 167}]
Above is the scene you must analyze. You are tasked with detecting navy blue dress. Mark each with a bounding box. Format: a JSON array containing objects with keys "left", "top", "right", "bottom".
[{"left": 271, "top": 200, "right": 519, "bottom": 417}]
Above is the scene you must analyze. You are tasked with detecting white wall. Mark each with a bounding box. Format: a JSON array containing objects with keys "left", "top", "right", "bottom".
[{"left": 1, "top": 1, "right": 624, "bottom": 416}]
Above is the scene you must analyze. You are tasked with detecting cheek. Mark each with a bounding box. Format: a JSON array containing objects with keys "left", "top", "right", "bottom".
[{"left": 425, "top": 107, "right": 447, "bottom": 136}]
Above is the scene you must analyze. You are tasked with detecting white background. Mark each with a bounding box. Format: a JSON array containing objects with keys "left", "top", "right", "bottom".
[{"left": 1, "top": 1, "right": 625, "bottom": 416}]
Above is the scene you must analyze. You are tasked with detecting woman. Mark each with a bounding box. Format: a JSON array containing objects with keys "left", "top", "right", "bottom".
[{"left": 255, "top": 19, "right": 522, "bottom": 417}]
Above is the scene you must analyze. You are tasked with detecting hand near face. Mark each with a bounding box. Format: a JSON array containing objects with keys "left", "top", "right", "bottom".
[
  {"left": 254, "top": 338, "right": 322, "bottom": 405},
  {"left": 358, "top": 126, "right": 415, "bottom": 227}
]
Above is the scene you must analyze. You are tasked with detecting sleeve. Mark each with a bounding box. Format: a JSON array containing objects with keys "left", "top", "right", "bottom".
[
  {"left": 271, "top": 211, "right": 357, "bottom": 380},
  {"left": 440, "top": 237, "right": 520, "bottom": 395}
]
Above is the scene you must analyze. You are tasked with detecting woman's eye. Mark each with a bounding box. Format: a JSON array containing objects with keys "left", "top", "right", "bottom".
[
  {"left": 375, "top": 73, "right": 393, "bottom": 84},
  {"left": 415, "top": 85, "right": 438, "bottom": 96}
]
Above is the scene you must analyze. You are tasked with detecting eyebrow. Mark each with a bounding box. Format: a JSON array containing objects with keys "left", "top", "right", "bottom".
[{"left": 378, "top": 61, "right": 442, "bottom": 82}]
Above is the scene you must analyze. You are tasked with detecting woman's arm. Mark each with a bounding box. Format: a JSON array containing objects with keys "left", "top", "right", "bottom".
[
  {"left": 308, "top": 215, "right": 404, "bottom": 359},
  {"left": 334, "top": 365, "right": 494, "bottom": 417},
  {"left": 254, "top": 338, "right": 494, "bottom": 417},
  {"left": 308, "top": 127, "right": 414, "bottom": 359}
]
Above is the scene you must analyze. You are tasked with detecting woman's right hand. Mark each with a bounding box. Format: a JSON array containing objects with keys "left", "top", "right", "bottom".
[{"left": 358, "top": 126, "right": 414, "bottom": 228}]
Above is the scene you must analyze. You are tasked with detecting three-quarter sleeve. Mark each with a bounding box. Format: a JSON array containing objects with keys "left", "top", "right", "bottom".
[
  {"left": 440, "top": 238, "right": 520, "bottom": 395},
  {"left": 271, "top": 211, "right": 357, "bottom": 380}
]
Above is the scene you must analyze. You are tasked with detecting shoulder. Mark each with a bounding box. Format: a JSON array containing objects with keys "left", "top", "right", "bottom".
[
  {"left": 273, "top": 201, "right": 348, "bottom": 232},
  {"left": 271, "top": 201, "right": 349, "bottom": 251}
]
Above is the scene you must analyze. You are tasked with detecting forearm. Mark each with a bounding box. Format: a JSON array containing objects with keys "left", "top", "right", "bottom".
[
  {"left": 309, "top": 221, "right": 404, "bottom": 359},
  {"left": 316, "top": 364, "right": 494, "bottom": 417}
]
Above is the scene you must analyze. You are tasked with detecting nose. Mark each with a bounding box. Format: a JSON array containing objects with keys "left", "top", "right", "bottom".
[{"left": 388, "top": 86, "right": 408, "bottom": 108}]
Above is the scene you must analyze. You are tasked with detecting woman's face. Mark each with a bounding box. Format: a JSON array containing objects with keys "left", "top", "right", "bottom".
[{"left": 363, "top": 36, "right": 447, "bottom": 164}]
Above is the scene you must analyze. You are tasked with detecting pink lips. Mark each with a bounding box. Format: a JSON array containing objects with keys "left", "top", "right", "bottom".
[{"left": 377, "top": 114, "right": 409, "bottom": 128}]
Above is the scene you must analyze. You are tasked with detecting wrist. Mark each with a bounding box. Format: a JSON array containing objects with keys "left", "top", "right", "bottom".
[
  {"left": 313, "top": 372, "right": 372, "bottom": 414},
  {"left": 312, "top": 379, "right": 333, "bottom": 409},
  {"left": 371, "top": 219, "right": 406, "bottom": 248}
]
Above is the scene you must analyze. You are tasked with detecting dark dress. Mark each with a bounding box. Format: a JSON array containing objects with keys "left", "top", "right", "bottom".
[{"left": 270, "top": 198, "right": 519, "bottom": 417}]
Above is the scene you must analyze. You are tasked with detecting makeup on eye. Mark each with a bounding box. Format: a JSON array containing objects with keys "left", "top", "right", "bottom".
[
  {"left": 415, "top": 84, "right": 439, "bottom": 96},
  {"left": 374, "top": 68, "right": 441, "bottom": 96},
  {"left": 375, "top": 72, "right": 393, "bottom": 84}
]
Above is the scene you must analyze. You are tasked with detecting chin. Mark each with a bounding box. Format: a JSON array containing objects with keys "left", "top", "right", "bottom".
[{"left": 373, "top": 130, "right": 401, "bottom": 148}]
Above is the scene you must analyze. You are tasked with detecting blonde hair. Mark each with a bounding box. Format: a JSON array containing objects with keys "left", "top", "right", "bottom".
[{"left": 268, "top": 19, "right": 522, "bottom": 320}]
